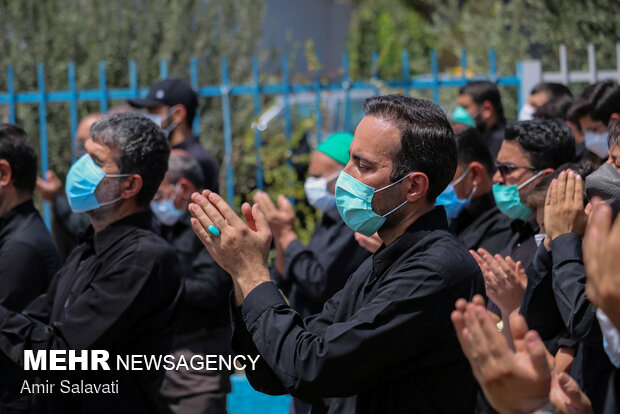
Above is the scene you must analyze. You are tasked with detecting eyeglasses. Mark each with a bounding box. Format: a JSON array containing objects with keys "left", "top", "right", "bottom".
[{"left": 495, "top": 162, "right": 538, "bottom": 178}]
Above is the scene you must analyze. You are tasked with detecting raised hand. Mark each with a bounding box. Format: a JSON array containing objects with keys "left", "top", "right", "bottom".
[{"left": 543, "top": 170, "right": 587, "bottom": 250}]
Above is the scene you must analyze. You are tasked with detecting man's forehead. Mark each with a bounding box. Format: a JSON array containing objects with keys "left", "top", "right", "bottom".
[
  {"left": 350, "top": 116, "right": 400, "bottom": 158},
  {"left": 85, "top": 137, "right": 119, "bottom": 162},
  {"left": 496, "top": 140, "right": 529, "bottom": 164}
]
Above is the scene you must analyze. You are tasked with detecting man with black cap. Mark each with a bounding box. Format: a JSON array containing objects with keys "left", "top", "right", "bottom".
[{"left": 129, "top": 79, "right": 220, "bottom": 192}]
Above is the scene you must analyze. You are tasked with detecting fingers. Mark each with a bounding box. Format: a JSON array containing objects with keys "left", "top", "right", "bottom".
[
  {"left": 242, "top": 203, "right": 256, "bottom": 231},
  {"left": 509, "top": 311, "right": 529, "bottom": 342},
  {"left": 190, "top": 216, "right": 214, "bottom": 251},
  {"left": 573, "top": 172, "right": 583, "bottom": 205},
  {"left": 557, "top": 372, "right": 593, "bottom": 412},
  {"left": 253, "top": 191, "right": 276, "bottom": 214},
  {"left": 524, "top": 330, "right": 551, "bottom": 379},
  {"left": 564, "top": 170, "right": 575, "bottom": 206},
  {"left": 472, "top": 294, "right": 486, "bottom": 307},
  {"left": 477, "top": 306, "right": 508, "bottom": 358},
  {"left": 556, "top": 170, "right": 567, "bottom": 204},
  {"left": 191, "top": 193, "right": 228, "bottom": 229},
  {"left": 207, "top": 192, "right": 245, "bottom": 227},
  {"left": 251, "top": 203, "right": 272, "bottom": 240},
  {"left": 277, "top": 194, "right": 295, "bottom": 214},
  {"left": 584, "top": 203, "right": 612, "bottom": 263}
]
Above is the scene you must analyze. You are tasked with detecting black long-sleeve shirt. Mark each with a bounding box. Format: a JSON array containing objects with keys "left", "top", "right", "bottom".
[
  {"left": 450, "top": 191, "right": 513, "bottom": 255},
  {"left": 156, "top": 213, "right": 232, "bottom": 344},
  {"left": 550, "top": 233, "right": 614, "bottom": 413},
  {"left": 0, "top": 200, "right": 61, "bottom": 311},
  {"left": 0, "top": 211, "right": 184, "bottom": 413},
  {"left": 51, "top": 193, "right": 90, "bottom": 261},
  {"left": 271, "top": 207, "right": 370, "bottom": 317},
  {"left": 0, "top": 199, "right": 62, "bottom": 409},
  {"left": 232, "top": 207, "right": 484, "bottom": 413}
]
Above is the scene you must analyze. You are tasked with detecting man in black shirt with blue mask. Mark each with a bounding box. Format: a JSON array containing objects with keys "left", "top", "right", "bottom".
[
  {"left": 0, "top": 113, "right": 184, "bottom": 413},
  {"left": 189, "top": 95, "right": 485, "bottom": 413}
]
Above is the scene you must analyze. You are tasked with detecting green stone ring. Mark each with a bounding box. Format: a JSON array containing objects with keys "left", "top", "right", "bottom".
[{"left": 208, "top": 224, "right": 220, "bottom": 237}]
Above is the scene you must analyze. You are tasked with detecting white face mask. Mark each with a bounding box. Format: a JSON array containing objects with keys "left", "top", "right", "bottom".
[
  {"left": 141, "top": 106, "right": 178, "bottom": 137},
  {"left": 518, "top": 103, "right": 536, "bottom": 121},
  {"left": 534, "top": 233, "right": 546, "bottom": 247},
  {"left": 305, "top": 171, "right": 340, "bottom": 212},
  {"left": 597, "top": 308, "right": 620, "bottom": 368},
  {"left": 585, "top": 130, "right": 610, "bottom": 158}
]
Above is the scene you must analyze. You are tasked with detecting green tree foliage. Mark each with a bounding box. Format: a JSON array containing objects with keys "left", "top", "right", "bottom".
[
  {"left": 347, "top": 0, "right": 436, "bottom": 79},
  {"left": 0, "top": 0, "right": 264, "bottom": 179}
]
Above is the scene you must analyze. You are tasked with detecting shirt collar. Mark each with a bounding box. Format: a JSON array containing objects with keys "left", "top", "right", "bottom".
[
  {"left": 0, "top": 199, "right": 37, "bottom": 226},
  {"left": 82, "top": 210, "right": 154, "bottom": 256},
  {"left": 172, "top": 135, "right": 198, "bottom": 150},
  {"left": 372, "top": 206, "right": 449, "bottom": 277}
]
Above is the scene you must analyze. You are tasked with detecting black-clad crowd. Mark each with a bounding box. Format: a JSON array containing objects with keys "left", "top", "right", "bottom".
[{"left": 0, "top": 74, "right": 619, "bottom": 414}]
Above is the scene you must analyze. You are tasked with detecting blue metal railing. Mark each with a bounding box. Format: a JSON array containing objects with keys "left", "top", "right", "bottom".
[{"left": 0, "top": 49, "right": 520, "bottom": 228}]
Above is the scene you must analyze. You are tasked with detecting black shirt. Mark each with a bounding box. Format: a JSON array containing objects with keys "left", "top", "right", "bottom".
[
  {"left": 232, "top": 207, "right": 484, "bottom": 413},
  {"left": 173, "top": 136, "right": 220, "bottom": 193},
  {"left": 51, "top": 193, "right": 90, "bottom": 261},
  {"left": 0, "top": 200, "right": 61, "bottom": 311},
  {"left": 156, "top": 213, "right": 232, "bottom": 344},
  {"left": 499, "top": 217, "right": 539, "bottom": 268},
  {"left": 450, "top": 191, "right": 513, "bottom": 255},
  {"left": 271, "top": 207, "right": 370, "bottom": 317},
  {"left": 0, "top": 211, "right": 184, "bottom": 413}
]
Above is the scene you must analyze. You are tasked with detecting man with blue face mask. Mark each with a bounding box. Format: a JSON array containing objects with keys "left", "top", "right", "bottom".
[
  {"left": 253, "top": 132, "right": 370, "bottom": 319},
  {"left": 153, "top": 150, "right": 233, "bottom": 414},
  {"left": 436, "top": 127, "right": 512, "bottom": 254},
  {"left": 129, "top": 78, "right": 220, "bottom": 193},
  {"left": 254, "top": 131, "right": 370, "bottom": 414},
  {"left": 493, "top": 119, "right": 575, "bottom": 268},
  {"left": 189, "top": 95, "right": 485, "bottom": 413},
  {"left": 0, "top": 113, "right": 184, "bottom": 413}
]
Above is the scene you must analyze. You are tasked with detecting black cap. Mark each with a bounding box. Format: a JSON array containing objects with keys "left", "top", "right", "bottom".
[{"left": 128, "top": 79, "right": 198, "bottom": 125}]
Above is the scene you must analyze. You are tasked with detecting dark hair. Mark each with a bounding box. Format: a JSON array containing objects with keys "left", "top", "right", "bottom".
[
  {"left": 567, "top": 81, "right": 616, "bottom": 130},
  {"left": 504, "top": 119, "right": 576, "bottom": 170},
  {"left": 454, "top": 127, "right": 494, "bottom": 177},
  {"left": 459, "top": 81, "right": 505, "bottom": 122},
  {"left": 523, "top": 161, "right": 594, "bottom": 208},
  {"left": 531, "top": 82, "right": 573, "bottom": 100},
  {"left": 0, "top": 123, "right": 37, "bottom": 194},
  {"left": 90, "top": 113, "right": 170, "bottom": 207},
  {"left": 363, "top": 95, "right": 456, "bottom": 202},
  {"left": 533, "top": 94, "right": 573, "bottom": 120},
  {"left": 592, "top": 86, "right": 620, "bottom": 126},
  {"left": 609, "top": 118, "right": 620, "bottom": 148},
  {"left": 167, "top": 151, "right": 205, "bottom": 190}
]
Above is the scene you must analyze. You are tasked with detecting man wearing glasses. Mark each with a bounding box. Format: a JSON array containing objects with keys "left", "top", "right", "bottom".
[{"left": 492, "top": 119, "right": 576, "bottom": 267}]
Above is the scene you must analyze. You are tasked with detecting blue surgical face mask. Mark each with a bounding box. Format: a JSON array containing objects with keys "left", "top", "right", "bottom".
[
  {"left": 65, "top": 154, "right": 131, "bottom": 213},
  {"left": 436, "top": 167, "right": 476, "bottom": 219},
  {"left": 151, "top": 184, "right": 185, "bottom": 226},
  {"left": 585, "top": 130, "right": 610, "bottom": 158},
  {"left": 335, "top": 171, "right": 411, "bottom": 236},
  {"left": 304, "top": 171, "right": 340, "bottom": 213},
  {"left": 492, "top": 170, "right": 545, "bottom": 221}
]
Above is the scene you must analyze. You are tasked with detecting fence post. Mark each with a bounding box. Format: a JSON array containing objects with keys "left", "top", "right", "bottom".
[
  {"left": 343, "top": 54, "right": 351, "bottom": 132},
  {"left": 190, "top": 58, "right": 201, "bottom": 136},
  {"left": 98, "top": 61, "right": 108, "bottom": 113},
  {"left": 68, "top": 62, "right": 78, "bottom": 163},
  {"left": 489, "top": 48, "right": 497, "bottom": 82},
  {"left": 313, "top": 60, "right": 323, "bottom": 144},
  {"left": 37, "top": 63, "right": 51, "bottom": 229},
  {"left": 220, "top": 58, "right": 234, "bottom": 205},
  {"left": 517, "top": 60, "right": 542, "bottom": 112},
  {"left": 588, "top": 43, "right": 597, "bottom": 83},
  {"left": 461, "top": 49, "right": 467, "bottom": 82},
  {"left": 402, "top": 51, "right": 410, "bottom": 96},
  {"left": 431, "top": 50, "right": 439, "bottom": 104},
  {"left": 7, "top": 66, "right": 16, "bottom": 124},
  {"left": 159, "top": 59, "right": 169, "bottom": 80},
  {"left": 252, "top": 57, "right": 264, "bottom": 191},
  {"left": 559, "top": 44, "right": 569, "bottom": 84}
]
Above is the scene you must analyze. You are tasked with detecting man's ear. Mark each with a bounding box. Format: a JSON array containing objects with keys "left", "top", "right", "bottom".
[
  {"left": 176, "top": 177, "right": 196, "bottom": 200},
  {"left": 405, "top": 172, "right": 429, "bottom": 203},
  {"left": 468, "top": 161, "right": 485, "bottom": 186},
  {"left": 170, "top": 105, "right": 188, "bottom": 125},
  {"left": 610, "top": 112, "right": 620, "bottom": 123},
  {"left": 481, "top": 100, "right": 495, "bottom": 120},
  {"left": 120, "top": 174, "right": 143, "bottom": 200},
  {"left": 0, "top": 160, "right": 12, "bottom": 187}
]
